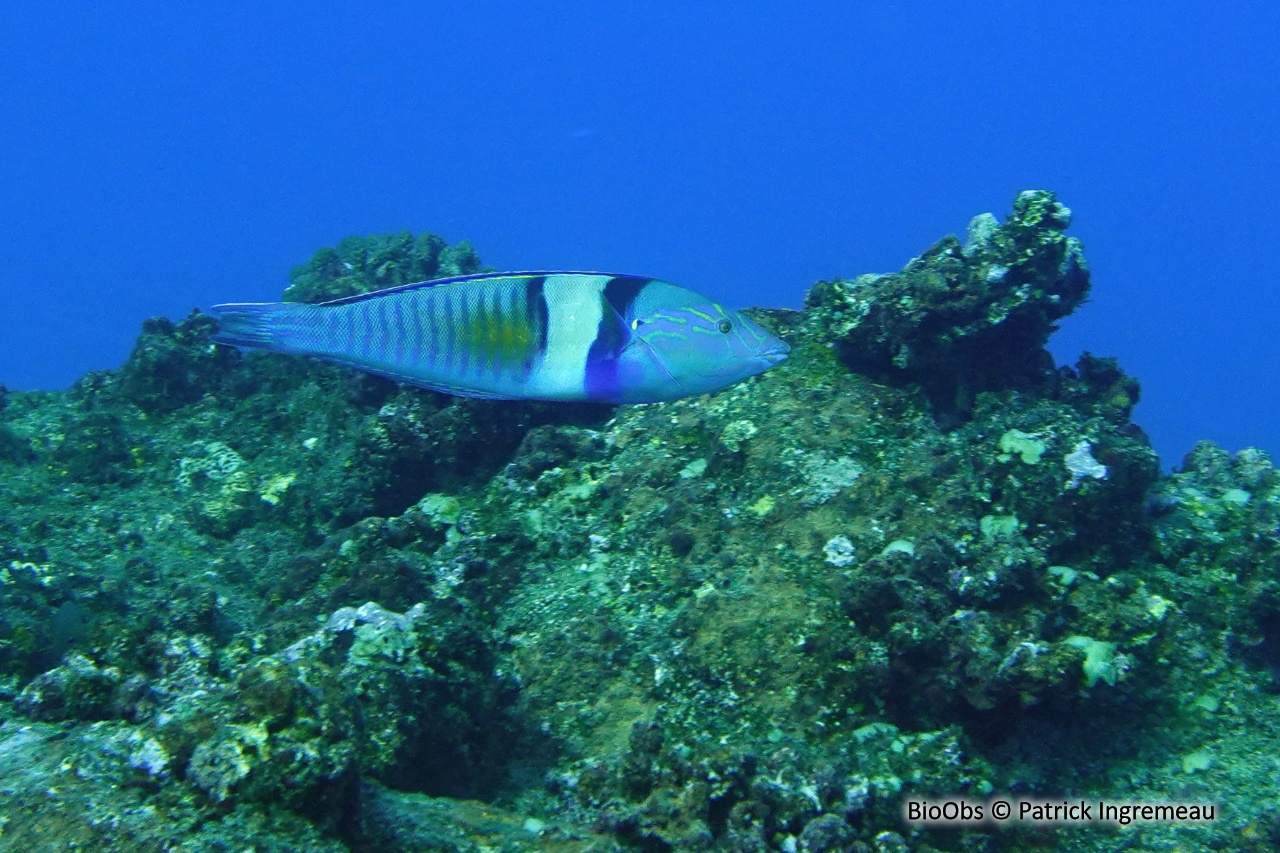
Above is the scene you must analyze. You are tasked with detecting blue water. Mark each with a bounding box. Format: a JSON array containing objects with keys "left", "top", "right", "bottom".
[{"left": 1, "top": 2, "right": 1276, "bottom": 467}]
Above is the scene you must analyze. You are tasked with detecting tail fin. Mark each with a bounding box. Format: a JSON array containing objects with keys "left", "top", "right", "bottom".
[{"left": 210, "top": 302, "right": 308, "bottom": 353}]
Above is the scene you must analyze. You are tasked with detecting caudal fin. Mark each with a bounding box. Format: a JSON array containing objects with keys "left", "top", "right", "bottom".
[{"left": 210, "top": 302, "right": 309, "bottom": 353}]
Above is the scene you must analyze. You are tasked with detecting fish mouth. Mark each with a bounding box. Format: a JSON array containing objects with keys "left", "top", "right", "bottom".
[{"left": 759, "top": 337, "right": 791, "bottom": 366}]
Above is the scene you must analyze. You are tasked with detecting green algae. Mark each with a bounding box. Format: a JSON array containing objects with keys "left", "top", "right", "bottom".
[
  {"left": 0, "top": 207, "right": 1276, "bottom": 852},
  {"left": 998, "top": 427, "right": 1047, "bottom": 464},
  {"left": 1063, "top": 635, "right": 1122, "bottom": 688}
]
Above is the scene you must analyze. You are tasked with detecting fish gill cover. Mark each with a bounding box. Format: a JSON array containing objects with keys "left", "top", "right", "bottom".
[{"left": 0, "top": 192, "right": 1276, "bottom": 852}]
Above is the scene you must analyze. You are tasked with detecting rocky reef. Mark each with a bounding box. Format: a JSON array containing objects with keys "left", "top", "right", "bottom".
[{"left": 1, "top": 198, "right": 1276, "bottom": 852}]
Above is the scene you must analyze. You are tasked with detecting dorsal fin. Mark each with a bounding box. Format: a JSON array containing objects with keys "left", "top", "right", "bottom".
[{"left": 314, "top": 271, "right": 644, "bottom": 307}]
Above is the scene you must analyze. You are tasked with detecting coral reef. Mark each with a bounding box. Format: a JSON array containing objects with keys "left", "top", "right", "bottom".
[{"left": 1, "top": 208, "right": 1276, "bottom": 852}]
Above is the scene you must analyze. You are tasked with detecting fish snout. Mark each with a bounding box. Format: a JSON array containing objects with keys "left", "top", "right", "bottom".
[{"left": 761, "top": 336, "right": 791, "bottom": 365}]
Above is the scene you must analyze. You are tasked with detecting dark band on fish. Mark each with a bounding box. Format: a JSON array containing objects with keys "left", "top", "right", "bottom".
[
  {"left": 583, "top": 278, "right": 647, "bottom": 400},
  {"left": 524, "top": 276, "right": 548, "bottom": 370},
  {"left": 603, "top": 275, "right": 650, "bottom": 319}
]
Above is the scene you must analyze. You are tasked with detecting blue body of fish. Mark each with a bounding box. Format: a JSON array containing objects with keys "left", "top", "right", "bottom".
[{"left": 210, "top": 272, "right": 789, "bottom": 403}]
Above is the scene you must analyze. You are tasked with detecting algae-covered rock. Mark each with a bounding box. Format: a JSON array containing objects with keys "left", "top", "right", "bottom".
[
  {"left": 805, "top": 189, "right": 1089, "bottom": 418},
  {"left": 114, "top": 311, "right": 233, "bottom": 414},
  {"left": 1148, "top": 442, "right": 1280, "bottom": 675},
  {"left": 358, "top": 781, "right": 616, "bottom": 853},
  {"left": 283, "top": 230, "right": 484, "bottom": 303},
  {"left": 2, "top": 197, "right": 1274, "bottom": 851},
  {"left": 0, "top": 723, "right": 350, "bottom": 852},
  {"left": 15, "top": 652, "right": 124, "bottom": 721}
]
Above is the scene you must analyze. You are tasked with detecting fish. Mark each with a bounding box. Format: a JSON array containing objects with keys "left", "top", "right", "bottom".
[{"left": 210, "top": 271, "right": 790, "bottom": 403}]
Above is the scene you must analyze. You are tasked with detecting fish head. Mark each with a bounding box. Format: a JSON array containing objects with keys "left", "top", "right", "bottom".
[{"left": 614, "top": 282, "right": 790, "bottom": 402}]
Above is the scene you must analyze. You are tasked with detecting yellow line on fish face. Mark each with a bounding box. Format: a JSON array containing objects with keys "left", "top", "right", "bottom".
[{"left": 643, "top": 329, "right": 686, "bottom": 343}]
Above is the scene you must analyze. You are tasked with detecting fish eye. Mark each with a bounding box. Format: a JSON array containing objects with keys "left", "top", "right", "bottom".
[{"left": 717, "top": 320, "right": 732, "bottom": 334}]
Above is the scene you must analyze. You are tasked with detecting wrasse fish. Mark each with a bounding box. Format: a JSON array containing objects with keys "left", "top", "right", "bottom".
[{"left": 210, "top": 271, "right": 789, "bottom": 403}]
